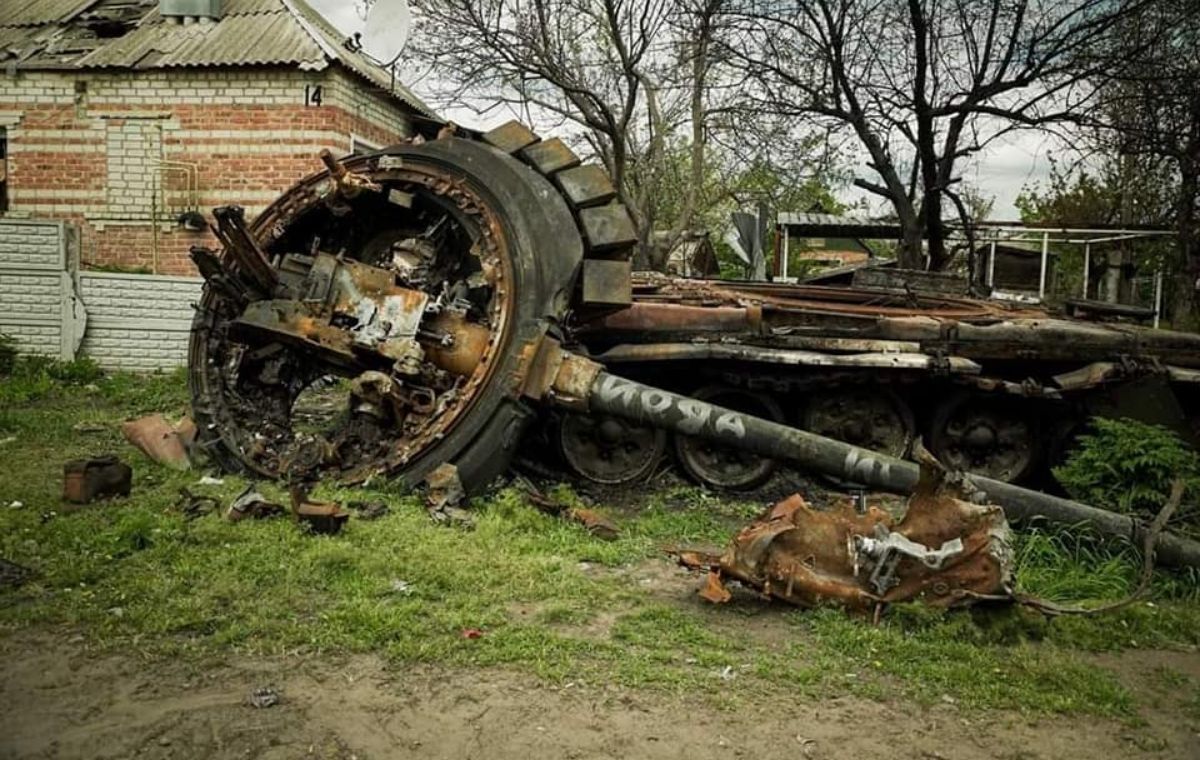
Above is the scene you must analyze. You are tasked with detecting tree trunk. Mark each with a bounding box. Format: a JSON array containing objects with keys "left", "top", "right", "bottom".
[
  {"left": 924, "top": 189, "right": 950, "bottom": 270},
  {"left": 897, "top": 219, "right": 925, "bottom": 269},
  {"left": 1171, "top": 161, "right": 1199, "bottom": 328}
]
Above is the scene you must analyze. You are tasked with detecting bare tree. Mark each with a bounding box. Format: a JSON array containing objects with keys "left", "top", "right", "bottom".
[
  {"left": 407, "top": 0, "right": 731, "bottom": 268},
  {"left": 723, "top": 0, "right": 1159, "bottom": 270}
]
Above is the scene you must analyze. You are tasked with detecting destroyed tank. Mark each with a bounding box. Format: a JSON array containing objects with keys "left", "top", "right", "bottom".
[
  {"left": 552, "top": 274, "right": 1200, "bottom": 489},
  {"left": 184, "top": 118, "right": 1200, "bottom": 500}
]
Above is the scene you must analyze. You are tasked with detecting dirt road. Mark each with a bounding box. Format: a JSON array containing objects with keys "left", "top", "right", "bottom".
[{"left": 3, "top": 634, "right": 1198, "bottom": 760}]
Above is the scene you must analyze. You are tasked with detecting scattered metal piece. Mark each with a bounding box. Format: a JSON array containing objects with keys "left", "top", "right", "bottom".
[
  {"left": 246, "top": 687, "right": 280, "bottom": 709},
  {"left": 673, "top": 457, "right": 1013, "bottom": 612},
  {"left": 425, "top": 464, "right": 473, "bottom": 527},
  {"left": 62, "top": 455, "right": 131, "bottom": 504},
  {"left": 175, "top": 487, "right": 220, "bottom": 520},
  {"left": 574, "top": 367, "right": 1200, "bottom": 569},
  {"left": 121, "top": 415, "right": 192, "bottom": 471},
  {"left": 515, "top": 478, "right": 621, "bottom": 539},
  {"left": 226, "top": 487, "right": 286, "bottom": 522},
  {"left": 289, "top": 487, "right": 349, "bottom": 535}
]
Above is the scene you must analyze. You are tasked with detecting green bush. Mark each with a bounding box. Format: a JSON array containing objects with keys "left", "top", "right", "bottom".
[
  {"left": 1053, "top": 417, "right": 1200, "bottom": 527},
  {"left": 0, "top": 333, "right": 16, "bottom": 376},
  {"left": 0, "top": 355, "right": 105, "bottom": 404}
]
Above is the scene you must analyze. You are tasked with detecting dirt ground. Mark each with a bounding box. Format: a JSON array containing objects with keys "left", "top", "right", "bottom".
[{"left": 2, "top": 633, "right": 1198, "bottom": 760}]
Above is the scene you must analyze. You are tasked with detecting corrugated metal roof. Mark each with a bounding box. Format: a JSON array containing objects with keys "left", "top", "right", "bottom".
[
  {"left": 0, "top": 0, "right": 435, "bottom": 117},
  {"left": 777, "top": 212, "right": 884, "bottom": 227},
  {"left": 0, "top": 0, "right": 94, "bottom": 28},
  {"left": 221, "top": 0, "right": 288, "bottom": 14},
  {"left": 79, "top": 9, "right": 326, "bottom": 69},
  {"left": 776, "top": 212, "right": 903, "bottom": 239}
]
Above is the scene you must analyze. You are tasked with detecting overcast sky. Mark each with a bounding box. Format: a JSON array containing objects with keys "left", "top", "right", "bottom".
[{"left": 307, "top": 0, "right": 1053, "bottom": 220}]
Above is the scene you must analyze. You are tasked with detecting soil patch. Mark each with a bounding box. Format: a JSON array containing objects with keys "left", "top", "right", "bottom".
[{"left": 2, "top": 632, "right": 1197, "bottom": 759}]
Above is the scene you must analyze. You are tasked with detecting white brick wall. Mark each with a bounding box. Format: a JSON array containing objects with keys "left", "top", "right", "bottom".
[
  {"left": 0, "top": 220, "right": 69, "bottom": 357},
  {"left": 105, "top": 118, "right": 166, "bottom": 217},
  {"left": 0, "top": 220, "right": 64, "bottom": 269},
  {"left": 78, "top": 272, "right": 202, "bottom": 371}
]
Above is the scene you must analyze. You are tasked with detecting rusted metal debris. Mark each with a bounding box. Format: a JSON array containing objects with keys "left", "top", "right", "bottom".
[
  {"left": 424, "top": 463, "right": 473, "bottom": 527},
  {"left": 62, "top": 455, "right": 131, "bottom": 504},
  {"left": 568, "top": 271, "right": 1200, "bottom": 490},
  {"left": 288, "top": 486, "right": 349, "bottom": 534},
  {"left": 516, "top": 478, "right": 621, "bottom": 540},
  {"left": 175, "top": 487, "right": 221, "bottom": 520},
  {"left": 675, "top": 458, "right": 1013, "bottom": 611},
  {"left": 121, "top": 415, "right": 195, "bottom": 471},
  {"left": 227, "top": 488, "right": 286, "bottom": 522}
]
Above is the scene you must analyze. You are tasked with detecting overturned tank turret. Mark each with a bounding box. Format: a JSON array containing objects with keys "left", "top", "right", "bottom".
[{"left": 188, "top": 124, "right": 635, "bottom": 488}]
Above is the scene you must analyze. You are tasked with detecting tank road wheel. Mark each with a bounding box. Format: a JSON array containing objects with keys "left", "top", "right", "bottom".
[
  {"left": 801, "top": 387, "right": 915, "bottom": 460},
  {"left": 188, "top": 124, "right": 636, "bottom": 493},
  {"left": 674, "top": 386, "right": 785, "bottom": 490},
  {"left": 929, "top": 393, "right": 1040, "bottom": 484},
  {"left": 558, "top": 412, "right": 667, "bottom": 485}
]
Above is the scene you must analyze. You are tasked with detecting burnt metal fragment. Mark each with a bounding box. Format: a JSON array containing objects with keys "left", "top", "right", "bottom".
[
  {"left": 675, "top": 457, "right": 1012, "bottom": 610},
  {"left": 210, "top": 206, "right": 279, "bottom": 296},
  {"left": 289, "top": 487, "right": 349, "bottom": 534},
  {"left": 227, "top": 488, "right": 286, "bottom": 522},
  {"left": 63, "top": 455, "right": 131, "bottom": 504}
]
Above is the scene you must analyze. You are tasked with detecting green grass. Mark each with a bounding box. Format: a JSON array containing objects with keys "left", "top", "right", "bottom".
[{"left": 1, "top": 365, "right": 1199, "bottom": 719}]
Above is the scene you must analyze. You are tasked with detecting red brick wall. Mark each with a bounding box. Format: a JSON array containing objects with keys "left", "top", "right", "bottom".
[{"left": 0, "top": 67, "right": 417, "bottom": 275}]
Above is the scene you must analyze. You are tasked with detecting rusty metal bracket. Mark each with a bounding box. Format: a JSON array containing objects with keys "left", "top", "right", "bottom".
[
  {"left": 211, "top": 206, "right": 280, "bottom": 296},
  {"left": 320, "top": 148, "right": 382, "bottom": 199}
]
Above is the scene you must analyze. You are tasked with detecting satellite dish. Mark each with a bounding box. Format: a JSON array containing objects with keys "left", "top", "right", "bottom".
[{"left": 361, "top": 0, "right": 412, "bottom": 64}]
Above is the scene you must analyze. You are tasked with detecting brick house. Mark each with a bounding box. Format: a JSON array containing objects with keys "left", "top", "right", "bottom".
[{"left": 0, "top": 0, "right": 434, "bottom": 275}]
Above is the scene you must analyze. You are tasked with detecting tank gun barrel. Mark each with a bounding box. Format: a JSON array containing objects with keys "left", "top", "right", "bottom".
[{"left": 556, "top": 362, "right": 1200, "bottom": 569}]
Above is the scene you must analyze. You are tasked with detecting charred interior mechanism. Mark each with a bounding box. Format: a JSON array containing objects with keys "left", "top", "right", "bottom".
[{"left": 189, "top": 149, "right": 517, "bottom": 483}]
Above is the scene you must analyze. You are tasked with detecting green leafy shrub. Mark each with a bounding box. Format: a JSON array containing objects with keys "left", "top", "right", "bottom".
[
  {"left": 0, "top": 355, "right": 105, "bottom": 404},
  {"left": 0, "top": 333, "right": 16, "bottom": 376},
  {"left": 1053, "top": 417, "right": 1200, "bottom": 528}
]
